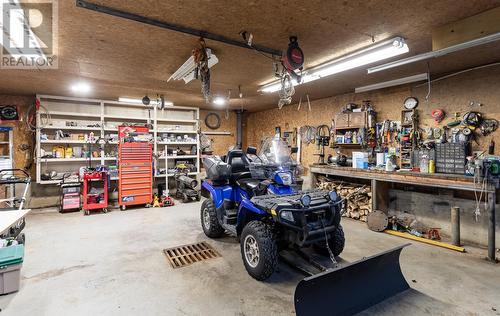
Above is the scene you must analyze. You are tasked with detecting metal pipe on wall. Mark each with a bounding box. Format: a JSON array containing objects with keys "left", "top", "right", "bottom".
[
  {"left": 451, "top": 206, "right": 461, "bottom": 246},
  {"left": 488, "top": 190, "right": 497, "bottom": 262},
  {"left": 235, "top": 110, "right": 243, "bottom": 149}
]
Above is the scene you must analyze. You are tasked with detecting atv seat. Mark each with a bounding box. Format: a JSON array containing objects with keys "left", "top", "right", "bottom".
[
  {"left": 236, "top": 178, "right": 267, "bottom": 197},
  {"left": 226, "top": 149, "right": 251, "bottom": 183}
]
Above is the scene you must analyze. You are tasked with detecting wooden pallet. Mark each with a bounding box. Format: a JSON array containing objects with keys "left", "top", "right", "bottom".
[{"left": 163, "top": 241, "right": 221, "bottom": 268}]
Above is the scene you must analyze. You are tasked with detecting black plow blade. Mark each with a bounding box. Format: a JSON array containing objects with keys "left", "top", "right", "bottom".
[{"left": 294, "top": 244, "right": 411, "bottom": 316}]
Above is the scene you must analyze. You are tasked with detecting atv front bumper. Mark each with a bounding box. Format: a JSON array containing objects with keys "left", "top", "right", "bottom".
[
  {"left": 275, "top": 204, "right": 339, "bottom": 246},
  {"left": 250, "top": 189, "right": 342, "bottom": 247}
]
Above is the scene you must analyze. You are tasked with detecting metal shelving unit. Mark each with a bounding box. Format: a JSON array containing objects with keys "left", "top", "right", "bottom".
[
  {"left": 36, "top": 95, "right": 200, "bottom": 185},
  {"left": 0, "top": 126, "right": 13, "bottom": 172}
]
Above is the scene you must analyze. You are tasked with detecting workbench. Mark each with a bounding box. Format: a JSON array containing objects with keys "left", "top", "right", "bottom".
[
  {"left": 310, "top": 164, "right": 497, "bottom": 262},
  {"left": 0, "top": 209, "right": 30, "bottom": 236}
]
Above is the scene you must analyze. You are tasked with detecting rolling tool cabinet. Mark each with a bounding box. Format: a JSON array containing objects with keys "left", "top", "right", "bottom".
[
  {"left": 118, "top": 126, "right": 153, "bottom": 210},
  {"left": 82, "top": 170, "right": 108, "bottom": 215}
]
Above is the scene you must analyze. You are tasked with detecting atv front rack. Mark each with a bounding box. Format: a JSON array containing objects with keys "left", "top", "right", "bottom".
[
  {"left": 251, "top": 189, "right": 340, "bottom": 246},
  {"left": 250, "top": 189, "right": 329, "bottom": 209}
]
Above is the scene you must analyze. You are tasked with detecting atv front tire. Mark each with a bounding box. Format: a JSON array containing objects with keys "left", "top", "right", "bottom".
[
  {"left": 314, "top": 225, "right": 345, "bottom": 257},
  {"left": 240, "top": 221, "right": 278, "bottom": 281},
  {"left": 200, "top": 199, "right": 224, "bottom": 238}
]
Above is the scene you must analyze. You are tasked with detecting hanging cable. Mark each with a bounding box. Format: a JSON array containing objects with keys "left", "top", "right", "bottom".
[
  {"left": 278, "top": 72, "right": 295, "bottom": 109},
  {"left": 415, "top": 61, "right": 500, "bottom": 88},
  {"left": 425, "top": 62, "right": 431, "bottom": 101}
]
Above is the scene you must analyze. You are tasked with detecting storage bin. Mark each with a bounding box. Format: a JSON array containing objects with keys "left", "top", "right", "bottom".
[{"left": 0, "top": 244, "right": 24, "bottom": 294}]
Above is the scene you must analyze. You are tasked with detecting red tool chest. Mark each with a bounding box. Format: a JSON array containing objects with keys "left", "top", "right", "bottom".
[{"left": 118, "top": 126, "right": 153, "bottom": 210}]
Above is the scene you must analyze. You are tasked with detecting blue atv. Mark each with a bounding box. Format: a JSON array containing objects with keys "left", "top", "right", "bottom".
[{"left": 201, "top": 137, "right": 345, "bottom": 280}]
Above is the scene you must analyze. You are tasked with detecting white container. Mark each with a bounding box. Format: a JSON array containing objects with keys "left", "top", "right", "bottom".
[
  {"left": 376, "top": 153, "right": 385, "bottom": 166},
  {"left": 0, "top": 263, "right": 22, "bottom": 294},
  {"left": 352, "top": 152, "right": 369, "bottom": 169}
]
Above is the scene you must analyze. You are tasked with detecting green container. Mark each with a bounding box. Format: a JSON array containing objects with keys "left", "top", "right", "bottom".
[
  {"left": 0, "top": 244, "right": 24, "bottom": 268},
  {"left": 0, "top": 244, "right": 24, "bottom": 294}
]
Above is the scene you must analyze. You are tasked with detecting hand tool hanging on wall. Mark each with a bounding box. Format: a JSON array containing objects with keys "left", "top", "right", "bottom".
[
  {"left": 297, "top": 94, "right": 311, "bottom": 111},
  {"left": 431, "top": 109, "right": 445, "bottom": 123},
  {"left": 447, "top": 112, "right": 462, "bottom": 127},
  {"left": 315, "top": 125, "right": 330, "bottom": 164},
  {"left": 462, "top": 111, "right": 482, "bottom": 128},
  {"left": 299, "top": 126, "right": 317, "bottom": 145},
  {"left": 480, "top": 119, "right": 499, "bottom": 136}
]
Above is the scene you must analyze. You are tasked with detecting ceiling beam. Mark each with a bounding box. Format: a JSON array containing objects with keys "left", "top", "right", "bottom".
[{"left": 76, "top": 0, "right": 282, "bottom": 57}]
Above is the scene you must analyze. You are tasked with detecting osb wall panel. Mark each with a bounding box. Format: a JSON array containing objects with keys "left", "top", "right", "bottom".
[
  {"left": 200, "top": 109, "right": 236, "bottom": 156},
  {"left": 411, "top": 66, "right": 500, "bottom": 157},
  {"left": 0, "top": 95, "right": 35, "bottom": 174},
  {"left": 245, "top": 67, "right": 500, "bottom": 173}
]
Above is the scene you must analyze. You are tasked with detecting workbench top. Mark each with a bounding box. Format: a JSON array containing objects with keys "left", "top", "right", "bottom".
[
  {"left": 309, "top": 164, "right": 486, "bottom": 192},
  {"left": 0, "top": 209, "right": 31, "bottom": 235}
]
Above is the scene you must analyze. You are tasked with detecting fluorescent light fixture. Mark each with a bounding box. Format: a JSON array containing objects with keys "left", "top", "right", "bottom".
[
  {"left": 260, "top": 73, "right": 318, "bottom": 93},
  {"left": 260, "top": 37, "right": 409, "bottom": 93},
  {"left": 167, "top": 48, "right": 219, "bottom": 84},
  {"left": 118, "top": 97, "right": 173, "bottom": 106},
  {"left": 355, "top": 73, "right": 428, "bottom": 93},
  {"left": 213, "top": 97, "right": 227, "bottom": 106},
  {"left": 70, "top": 82, "right": 92, "bottom": 94},
  {"left": 367, "top": 31, "right": 500, "bottom": 74}
]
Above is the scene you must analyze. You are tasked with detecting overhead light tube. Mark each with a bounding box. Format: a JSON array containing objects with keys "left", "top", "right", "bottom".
[
  {"left": 213, "top": 97, "right": 227, "bottom": 106},
  {"left": 355, "top": 73, "right": 428, "bottom": 93},
  {"left": 260, "top": 37, "right": 409, "bottom": 93},
  {"left": 367, "top": 31, "right": 500, "bottom": 74}
]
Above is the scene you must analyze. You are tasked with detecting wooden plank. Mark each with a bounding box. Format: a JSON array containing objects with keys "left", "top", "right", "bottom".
[
  {"left": 384, "top": 230, "right": 465, "bottom": 253},
  {"left": 310, "top": 165, "right": 488, "bottom": 192},
  {"left": 432, "top": 6, "right": 500, "bottom": 50}
]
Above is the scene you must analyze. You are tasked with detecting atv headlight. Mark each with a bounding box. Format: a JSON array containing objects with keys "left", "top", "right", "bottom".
[
  {"left": 328, "top": 190, "right": 338, "bottom": 201},
  {"left": 280, "top": 210, "right": 294, "bottom": 222},
  {"left": 300, "top": 194, "right": 311, "bottom": 207}
]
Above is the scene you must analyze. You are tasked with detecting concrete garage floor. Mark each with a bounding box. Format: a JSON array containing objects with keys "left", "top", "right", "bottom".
[{"left": 1, "top": 201, "right": 499, "bottom": 316}]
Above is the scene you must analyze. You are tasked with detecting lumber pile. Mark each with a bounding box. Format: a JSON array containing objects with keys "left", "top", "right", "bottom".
[{"left": 316, "top": 176, "right": 372, "bottom": 222}]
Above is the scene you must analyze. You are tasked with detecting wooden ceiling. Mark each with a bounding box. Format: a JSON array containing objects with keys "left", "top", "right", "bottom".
[{"left": 0, "top": 0, "right": 499, "bottom": 111}]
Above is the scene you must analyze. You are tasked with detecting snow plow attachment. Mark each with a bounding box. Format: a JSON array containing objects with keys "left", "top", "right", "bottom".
[{"left": 294, "top": 243, "right": 411, "bottom": 316}]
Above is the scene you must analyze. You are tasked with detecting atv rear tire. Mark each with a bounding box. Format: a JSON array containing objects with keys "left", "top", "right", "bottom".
[
  {"left": 240, "top": 221, "right": 278, "bottom": 281},
  {"left": 200, "top": 199, "right": 224, "bottom": 238},
  {"left": 314, "top": 225, "right": 345, "bottom": 257}
]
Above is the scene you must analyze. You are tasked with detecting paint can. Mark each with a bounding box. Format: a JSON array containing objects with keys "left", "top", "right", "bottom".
[{"left": 429, "top": 160, "right": 435, "bottom": 174}]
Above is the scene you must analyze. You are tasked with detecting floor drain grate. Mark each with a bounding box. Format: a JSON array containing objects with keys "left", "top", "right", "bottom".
[{"left": 163, "top": 241, "right": 221, "bottom": 268}]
